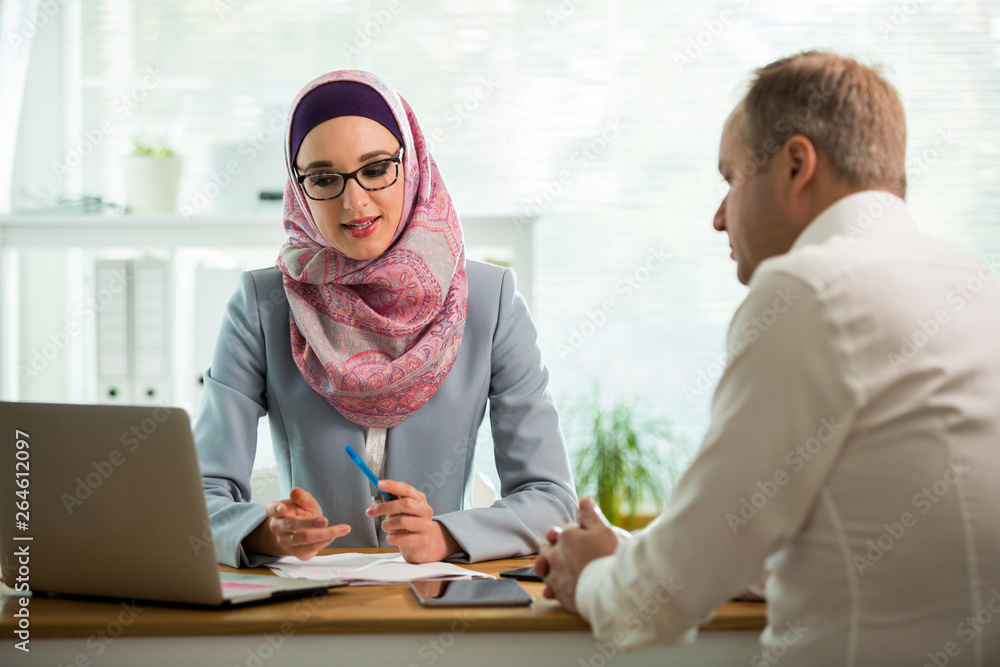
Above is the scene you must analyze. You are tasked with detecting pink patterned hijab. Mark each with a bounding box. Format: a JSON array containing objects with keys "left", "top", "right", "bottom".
[{"left": 276, "top": 70, "right": 467, "bottom": 428}]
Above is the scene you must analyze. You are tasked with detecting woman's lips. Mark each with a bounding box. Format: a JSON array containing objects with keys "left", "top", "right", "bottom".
[{"left": 343, "top": 216, "right": 380, "bottom": 238}]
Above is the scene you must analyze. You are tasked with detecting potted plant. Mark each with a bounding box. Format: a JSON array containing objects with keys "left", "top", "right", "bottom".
[
  {"left": 122, "top": 138, "right": 182, "bottom": 214},
  {"left": 569, "top": 391, "right": 691, "bottom": 529}
]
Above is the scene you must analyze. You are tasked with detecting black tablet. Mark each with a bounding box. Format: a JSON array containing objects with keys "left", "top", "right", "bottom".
[
  {"left": 498, "top": 566, "right": 543, "bottom": 582},
  {"left": 410, "top": 579, "right": 533, "bottom": 607}
]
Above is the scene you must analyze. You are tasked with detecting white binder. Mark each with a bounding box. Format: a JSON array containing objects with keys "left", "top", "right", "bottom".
[
  {"left": 95, "top": 260, "right": 132, "bottom": 403},
  {"left": 133, "top": 258, "right": 171, "bottom": 404},
  {"left": 94, "top": 258, "right": 171, "bottom": 404}
]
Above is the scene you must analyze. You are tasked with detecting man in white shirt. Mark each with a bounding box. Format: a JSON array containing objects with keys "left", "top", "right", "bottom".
[{"left": 536, "top": 51, "right": 1000, "bottom": 666}]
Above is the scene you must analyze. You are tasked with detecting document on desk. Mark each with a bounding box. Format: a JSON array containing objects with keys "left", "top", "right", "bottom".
[{"left": 267, "top": 552, "right": 493, "bottom": 586}]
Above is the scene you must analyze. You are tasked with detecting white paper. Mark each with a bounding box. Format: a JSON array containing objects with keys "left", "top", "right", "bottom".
[{"left": 267, "top": 552, "right": 494, "bottom": 586}]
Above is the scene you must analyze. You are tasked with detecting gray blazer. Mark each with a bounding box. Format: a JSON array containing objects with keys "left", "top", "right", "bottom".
[{"left": 195, "top": 260, "right": 577, "bottom": 567}]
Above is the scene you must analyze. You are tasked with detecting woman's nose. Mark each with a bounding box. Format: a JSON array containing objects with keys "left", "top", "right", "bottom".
[{"left": 341, "top": 177, "right": 369, "bottom": 210}]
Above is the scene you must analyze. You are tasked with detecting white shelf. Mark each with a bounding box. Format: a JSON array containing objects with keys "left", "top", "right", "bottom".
[
  {"left": 0, "top": 212, "right": 535, "bottom": 403},
  {"left": 0, "top": 211, "right": 534, "bottom": 300},
  {"left": 0, "top": 213, "right": 287, "bottom": 248}
]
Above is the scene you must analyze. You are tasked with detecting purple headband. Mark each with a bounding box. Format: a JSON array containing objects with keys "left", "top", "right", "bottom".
[{"left": 289, "top": 80, "right": 404, "bottom": 163}]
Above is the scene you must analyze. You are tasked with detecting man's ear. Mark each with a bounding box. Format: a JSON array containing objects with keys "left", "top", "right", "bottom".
[{"left": 782, "top": 134, "right": 818, "bottom": 196}]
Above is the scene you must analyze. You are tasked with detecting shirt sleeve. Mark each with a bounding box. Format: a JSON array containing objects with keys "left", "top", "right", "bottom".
[
  {"left": 434, "top": 268, "right": 579, "bottom": 561},
  {"left": 193, "top": 271, "right": 275, "bottom": 568},
  {"left": 575, "top": 269, "right": 859, "bottom": 648}
]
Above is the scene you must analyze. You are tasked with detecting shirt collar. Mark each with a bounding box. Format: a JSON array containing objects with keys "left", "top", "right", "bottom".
[{"left": 791, "top": 190, "right": 913, "bottom": 252}]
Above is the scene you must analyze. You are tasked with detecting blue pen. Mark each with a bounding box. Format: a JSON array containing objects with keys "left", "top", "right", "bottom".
[{"left": 345, "top": 445, "right": 396, "bottom": 502}]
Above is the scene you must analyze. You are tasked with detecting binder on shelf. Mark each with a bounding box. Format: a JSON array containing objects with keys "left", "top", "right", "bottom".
[
  {"left": 94, "top": 258, "right": 172, "bottom": 404},
  {"left": 133, "top": 259, "right": 171, "bottom": 405},
  {"left": 95, "top": 260, "right": 131, "bottom": 403}
]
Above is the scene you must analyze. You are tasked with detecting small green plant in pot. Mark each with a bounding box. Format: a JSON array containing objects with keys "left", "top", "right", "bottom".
[
  {"left": 570, "top": 392, "right": 690, "bottom": 529},
  {"left": 131, "top": 138, "right": 175, "bottom": 158},
  {"left": 122, "top": 137, "right": 182, "bottom": 214}
]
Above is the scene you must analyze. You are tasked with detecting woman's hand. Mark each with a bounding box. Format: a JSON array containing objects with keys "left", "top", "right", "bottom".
[
  {"left": 367, "top": 479, "right": 460, "bottom": 563},
  {"left": 245, "top": 487, "right": 351, "bottom": 560}
]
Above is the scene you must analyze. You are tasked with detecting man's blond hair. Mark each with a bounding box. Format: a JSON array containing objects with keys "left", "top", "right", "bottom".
[{"left": 740, "top": 51, "right": 907, "bottom": 197}]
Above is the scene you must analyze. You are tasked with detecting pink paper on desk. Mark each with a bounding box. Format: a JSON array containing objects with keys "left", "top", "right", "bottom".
[
  {"left": 221, "top": 581, "right": 277, "bottom": 591},
  {"left": 267, "top": 552, "right": 493, "bottom": 586}
]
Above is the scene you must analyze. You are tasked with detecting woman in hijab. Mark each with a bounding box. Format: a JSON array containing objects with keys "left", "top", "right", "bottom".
[{"left": 195, "top": 70, "right": 577, "bottom": 568}]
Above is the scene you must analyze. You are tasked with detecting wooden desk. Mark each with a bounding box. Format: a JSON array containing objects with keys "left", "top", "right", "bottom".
[{"left": 1, "top": 549, "right": 766, "bottom": 666}]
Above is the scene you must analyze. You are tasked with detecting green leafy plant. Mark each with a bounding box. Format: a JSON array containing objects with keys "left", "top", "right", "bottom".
[
  {"left": 131, "top": 138, "right": 175, "bottom": 158},
  {"left": 570, "top": 391, "right": 691, "bottom": 528}
]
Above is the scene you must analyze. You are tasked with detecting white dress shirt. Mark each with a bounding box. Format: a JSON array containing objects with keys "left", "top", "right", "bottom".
[
  {"left": 363, "top": 427, "right": 388, "bottom": 489},
  {"left": 576, "top": 191, "right": 1000, "bottom": 665},
  {"left": 364, "top": 427, "right": 388, "bottom": 535}
]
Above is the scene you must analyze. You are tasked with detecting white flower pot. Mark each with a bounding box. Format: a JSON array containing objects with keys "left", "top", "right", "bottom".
[{"left": 122, "top": 155, "right": 183, "bottom": 214}]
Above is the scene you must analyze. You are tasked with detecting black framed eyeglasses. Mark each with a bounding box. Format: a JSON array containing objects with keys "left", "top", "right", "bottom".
[{"left": 295, "top": 147, "right": 404, "bottom": 201}]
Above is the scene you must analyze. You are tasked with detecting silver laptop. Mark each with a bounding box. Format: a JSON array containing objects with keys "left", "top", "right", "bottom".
[{"left": 0, "top": 401, "right": 345, "bottom": 607}]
